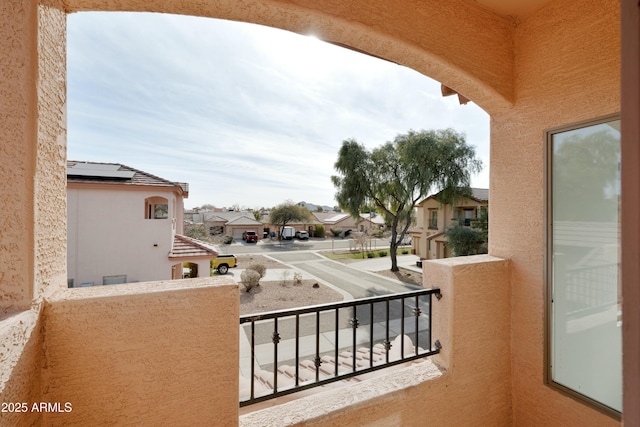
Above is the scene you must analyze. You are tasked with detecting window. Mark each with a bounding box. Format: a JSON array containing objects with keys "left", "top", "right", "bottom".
[
  {"left": 545, "top": 114, "right": 621, "bottom": 417},
  {"left": 428, "top": 209, "right": 438, "bottom": 229},
  {"left": 145, "top": 196, "right": 169, "bottom": 219},
  {"left": 463, "top": 209, "right": 474, "bottom": 226},
  {"left": 103, "top": 275, "right": 127, "bottom": 285}
]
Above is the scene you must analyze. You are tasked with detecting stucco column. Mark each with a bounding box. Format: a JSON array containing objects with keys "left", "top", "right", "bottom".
[
  {"left": 424, "top": 255, "right": 511, "bottom": 384},
  {"left": 0, "top": 0, "right": 67, "bottom": 312}
]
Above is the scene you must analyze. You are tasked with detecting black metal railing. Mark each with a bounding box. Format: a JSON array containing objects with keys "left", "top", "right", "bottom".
[{"left": 239, "top": 288, "right": 441, "bottom": 407}]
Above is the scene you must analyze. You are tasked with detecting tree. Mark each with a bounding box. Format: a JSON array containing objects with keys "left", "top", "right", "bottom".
[
  {"left": 332, "top": 128, "right": 482, "bottom": 271},
  {"left": 269, "top": 200, "right": 312, "bottom": 240},
  {"left": 445, "top": 209, "right": 488, "bottom": 256}
]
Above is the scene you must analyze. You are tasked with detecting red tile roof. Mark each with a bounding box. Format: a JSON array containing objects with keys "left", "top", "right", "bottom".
[{"left": 169, "top": 235, "right": 218, "bottom": 259}]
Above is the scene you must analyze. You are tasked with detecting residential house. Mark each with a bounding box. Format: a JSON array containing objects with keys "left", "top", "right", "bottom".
[
  {"left": 411, "top": 188, "right": 489, "bottom": 260},
  {"left": 2, "top": 1, "right": 637, "bottom": 426},
  {"left": 200, "top": 211, "right": 264, "bottom": 239},
  {"left": 67, "top": 161, "right": 218, "bottom": 286},
  {"left": 312, "top": 211, "right": 385, "bottom": 236}
]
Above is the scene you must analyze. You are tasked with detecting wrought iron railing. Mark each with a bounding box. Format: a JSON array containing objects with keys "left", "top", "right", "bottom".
[{"left": 239, "top": 288, "right": 441, "bottom": 407}]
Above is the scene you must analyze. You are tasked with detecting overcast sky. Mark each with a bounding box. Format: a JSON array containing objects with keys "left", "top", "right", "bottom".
[{"left": 67, "top": 12, "right": 490, "bottom": 210}]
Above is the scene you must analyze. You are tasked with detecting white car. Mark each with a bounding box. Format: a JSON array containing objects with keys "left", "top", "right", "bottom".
[
  {"left": 389, "top": 235, "right": 412, "bottom": 245},
  {"left": 296, "top": 231, "right": 310, "bottom": 240}
]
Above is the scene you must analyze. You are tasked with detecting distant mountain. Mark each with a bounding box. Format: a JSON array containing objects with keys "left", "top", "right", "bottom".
[{"left": 297, "top": 201, "right": 337, "bottom": 212}]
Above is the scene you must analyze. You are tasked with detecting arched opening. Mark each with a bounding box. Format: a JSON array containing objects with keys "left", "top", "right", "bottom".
[{"left": 144, "top": 196, "right": 169, "bottom": 219}]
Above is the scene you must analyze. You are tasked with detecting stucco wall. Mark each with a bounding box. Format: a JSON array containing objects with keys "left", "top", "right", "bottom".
[
  {"left": 0, "top": 0, "right": 38, "bottom": 312},
  {"left": 490, "top": 0, "right": 620, "bottom": 424},
  {"left": 42, "top": 278, "right": 239, "bottom": 426},
  {"left": 0, "top": 309, "right": 44, "bottom": 426},
  {"left": 67, "top": 186, "right": 179, "bottom": 285}
]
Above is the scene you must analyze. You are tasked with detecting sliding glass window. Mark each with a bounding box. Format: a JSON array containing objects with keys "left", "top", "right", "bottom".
[{"left": 545, "top": 114, "right": 621, "bottom": 417}]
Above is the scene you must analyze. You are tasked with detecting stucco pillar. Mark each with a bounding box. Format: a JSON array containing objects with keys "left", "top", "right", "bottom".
[
  {"left": 0, "top": 0, "right": 39, "bottom": 311},
  {"left": 424, "top": 255, "right": 512, "bottom": 410},
  {"left": 0, "top": 0, "right": 67, "bottom": 312}
]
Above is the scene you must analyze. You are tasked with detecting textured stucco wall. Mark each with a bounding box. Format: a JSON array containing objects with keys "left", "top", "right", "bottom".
[
  {"left": 42, "top": 278, "right": 239, "bottom": 426},
  {"left": 0, "top": 0, "right": 66, "bottom": 312},
  {"left": 0, "top": 0, "right": 38, "bottom": 312},
  {"left": 0, "top": 309, "right": 44, "bottom": 427},
  {"left": 240, "top": 255, "right": 512, "bottom": 426},
  {"left": 35, "top": 1, "right": 68, "bottom": 303},
  {"left": 490, "top": 0, "right": 620, "bottom": 425}
]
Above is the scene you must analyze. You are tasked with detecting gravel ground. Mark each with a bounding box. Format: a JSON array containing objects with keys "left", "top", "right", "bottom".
[{"left": 236, "top": 253, "right": 422, "bottom": 315}]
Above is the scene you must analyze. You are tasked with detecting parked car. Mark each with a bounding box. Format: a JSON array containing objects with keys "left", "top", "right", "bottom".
[
  {"left": 211, "top": 254, "right": 237, "bottom": 275},
  {"left": 296, "top": 230, "right": 309, "bottom": 240},
  {"left": 242, "top": 231, "right": 258, "bottom": 243},
  {"left": 389, "top": 234, "right": 412, "bottom": 245}
]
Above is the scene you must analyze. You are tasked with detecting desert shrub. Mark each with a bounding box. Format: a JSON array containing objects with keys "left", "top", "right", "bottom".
[
  {"left": 247, "top": 263, "right": 266, "bottom": 279},
  {"left": 375, "top": 229, "right": 384, "bottom": 238},
  {"left": 401, "top": 249, "right": 409, "bottom": 255},
  {"left": 222, "top": 235, "right": 234, "bottom": 244},
  {"left": 366, "top": 252, "right": 374, "bottom": 258},
  {"left": 330, "top": 227, "right": 342, "bottom": 237},
  {"left": 315, "top": 224, "right": 325, "bottom": 238},
  {"left": 293, "top": 272, "right": 303, "bottom": 285},
  {"left": 241, "top": 269, "right": 261, "bottom": 292},
  {"left": 378, "top": 251, "right": 388, "bottom": 257}
]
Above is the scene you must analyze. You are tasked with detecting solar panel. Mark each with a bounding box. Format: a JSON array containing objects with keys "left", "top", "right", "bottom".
[{"left": 67, "top": 163, "right": 135, "bottom": 179}]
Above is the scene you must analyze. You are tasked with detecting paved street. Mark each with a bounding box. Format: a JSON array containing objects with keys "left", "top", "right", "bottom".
[
  {"left": 217, "top": 237, "right": 392, "bottom": 255},
  {"left": 236, "top": 245, "right": 431, "bottom": 377}
]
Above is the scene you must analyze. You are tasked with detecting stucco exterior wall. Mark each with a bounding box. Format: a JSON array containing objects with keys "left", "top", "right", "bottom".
[
  {"left": 67, "top": 185, "right": 180, "bottom": 285},
  {"left": 42, "top": 278, "right": 239, "bottom": 426},
  {"left": 490, "top": 0, "right": 620, "bottom": 424},
  {"left": 0, "top": 309, "right": 44, "bottom": 426}
]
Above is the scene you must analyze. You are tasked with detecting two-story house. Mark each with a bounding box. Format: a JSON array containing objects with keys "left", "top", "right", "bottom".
[
  {"left": 411, "top": 188, "right": 489, "bottom": 260},
  {"left": 67, "top": 161, "right": 217, "bottom": 286}
]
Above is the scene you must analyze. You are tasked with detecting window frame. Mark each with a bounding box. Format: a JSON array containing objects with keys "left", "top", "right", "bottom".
[{"left": 543, "top": 113, "right": 622, "bottom": 420}]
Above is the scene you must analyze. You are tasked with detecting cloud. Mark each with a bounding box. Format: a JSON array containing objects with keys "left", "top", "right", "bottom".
[{"left": 67, "top": 12, "right": 490, "bottom": 209}]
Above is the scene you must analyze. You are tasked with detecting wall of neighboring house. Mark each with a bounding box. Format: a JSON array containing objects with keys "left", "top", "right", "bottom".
[
  {"left": 414, "top": 197, "right": 487, "bottom": 260},
  {"left": 67, "top": 185, "right": 178, "bottom": 286}
]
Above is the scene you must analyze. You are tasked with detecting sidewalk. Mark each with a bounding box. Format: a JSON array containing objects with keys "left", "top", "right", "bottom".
[{"left": 347, "top": 254, "right": 422, "bottom": 274}]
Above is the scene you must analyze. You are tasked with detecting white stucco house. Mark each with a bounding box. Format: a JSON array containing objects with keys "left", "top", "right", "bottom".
[{"left": 66, "top": 161, "right": 217, "bottom": 287}]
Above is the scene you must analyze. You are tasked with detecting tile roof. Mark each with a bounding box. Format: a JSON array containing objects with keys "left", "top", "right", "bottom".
[
  {"left": 169, "top": 235, "right": 218, "bottom": 259},
  {"left": 418, "top": 187, "right": 489, "bottom": 205},
  {"left": 67, "top": 161, "right": 188, "bottom": 195}
]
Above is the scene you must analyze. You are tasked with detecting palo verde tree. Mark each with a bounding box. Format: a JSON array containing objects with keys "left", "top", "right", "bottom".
[
  {"left": 332, "top": 128, "right": 482, "bottom": 271},
  {"left": 269, "top": 200, "right": 312, "bottom": 240}
]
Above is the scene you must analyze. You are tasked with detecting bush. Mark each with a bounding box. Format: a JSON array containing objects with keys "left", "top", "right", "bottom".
[
  {"left": 247, "top": 263, "right": 266, "bottom": 279},
  {"left": 378, "top": 251, "right": 388, "bottom": 257},
  {"left": 315, "top": 224, "right": 325, "bottom": 238},
  {"left": 241, "top": 269, "right": 261, "bottom": 292},
  {"left": 222, "top": 235, "right": 234, "bottom": 244},
  {"left": 293, "top": 272, "right": 303, "bottom": 285},
  {"left": 330, "top": 227, "right": 342, "bottom": 237},
  {"left": 401, "top": 249, "right": 409, "bottom": 255},
  {"left": 366, "top": 252, "right": 375, "bottom": 258}
]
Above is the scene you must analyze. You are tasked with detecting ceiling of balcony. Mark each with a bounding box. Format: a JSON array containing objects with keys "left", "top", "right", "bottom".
[{"left": 467, "top": 0, "right": 555, "bottom": 18}]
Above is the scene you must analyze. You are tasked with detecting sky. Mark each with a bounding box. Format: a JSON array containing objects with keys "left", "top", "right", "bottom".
[{"left": 67, "top": 12, "right": 490, "bottom": 210}]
